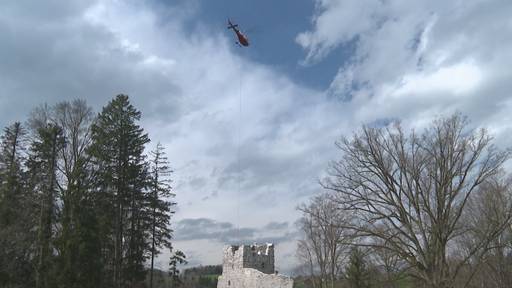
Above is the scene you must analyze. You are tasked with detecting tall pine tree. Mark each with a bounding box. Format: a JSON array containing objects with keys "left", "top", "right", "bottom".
[
  {"left": 89, "top": 94, "right": 150, "bottom": 288},
  {"left": 0, "top": 97, "right": 181, "bottom": 287},
  {"left": 148, "top": 143, "right": 176, "bottom": 288},
  {"left": 0, "top": 122, "right": 26, "bottom": 227},
  {"left": 27, "top": 123, "right": 65, "bottom": 288},
  {"left": 0, "top": 122, "right": 33, "bottom": 287},
  {"left": 169, "top": 247, "right": 187, "bottom": 288}
]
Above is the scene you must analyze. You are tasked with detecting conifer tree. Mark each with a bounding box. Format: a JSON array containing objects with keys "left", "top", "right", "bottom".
[
  {"left": 27, "top": 123, "right": 65, "bottom": 288},
  {"left": 89, "top": 94, "right": 150, "bottom": 288},
  {"left": 345, "top": 247, "right": 371, "bottom": 288},
  {"left": 169, "top": 248, "right": 187, "bottom": 288},
  {"left": 148, "top": 142, "right": 176, "bottom": 288},
  {"left": 0, "top": 122, "right": 32, "bottom": 287},
  {"left": 0, "top": 97, "right": 181, "bottom": 288},
  {"left": 0, "top": 122, "right": 26, "bottom": 227}
]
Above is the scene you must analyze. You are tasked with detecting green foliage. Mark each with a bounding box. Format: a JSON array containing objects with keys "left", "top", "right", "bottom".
[
  {"left": 169, "top": 248, "right": 188, "bottom": 287},
  {"left": 0, "top": 122, "right": 34, "bottom": 288},
  {"left": 28, "top": 123, "right": 66, "bottom": 288},
  {"left": 89, "top": 94, "right": 152, "bottom": 286},
  {"left": 181, "top": 265, "right": 221, "bottom": 288},
  {"left": 197, "top": 275, "right": 219, "bottom": 287},
  {"left": 46, "top": 100, "right": 103, "bottom": 288},
  {"left": 0, "top": 122, "right": 26, "bottom": 226},
  {"left": 149, "top": 142, "right": 176, "bottom": 288},
  {"left": 345, "top": 248, "right": 371, "bottom": 288},
  {"left": 0, "top": 96, "right": 181, "bottom": 288}
]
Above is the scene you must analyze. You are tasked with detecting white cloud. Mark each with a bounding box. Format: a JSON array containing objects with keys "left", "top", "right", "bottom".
[
  {"left": 3, "top": 0, "right": 511, "bottom": 274},
  {"left": 298, "top": 0, "right": 512, "bottom": 134},
  {"left": 296, "top": 0, "right": 385, "bottom": 64},
  {"left": 0, "top": 0, "right": 347, "bottom": 272},
  {"left": 78, "top": 0, "right": 328, "bottom": 269},
  {"left": 395, "top": 61, "right": 484, "bottom": 96}
]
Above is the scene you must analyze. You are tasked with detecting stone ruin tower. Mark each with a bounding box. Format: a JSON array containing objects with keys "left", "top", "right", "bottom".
[{"left": 217, "top": 243, "right": 293, "bottom": 288}]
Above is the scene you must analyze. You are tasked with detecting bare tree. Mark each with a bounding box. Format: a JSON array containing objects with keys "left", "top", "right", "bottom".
[
  {"left": 297, "top": 193, "right": 351, "bottom": 288},
  {"left": 455, "top": 176, "right": 512, "bottom": 288},
  {"left": 52, "top": 100, "right": 97, "bottom": 286},
  {"left": 323, "top": 114, "right": 511, "bottom": 288},
  {"left": 370, "top": 242, "right": 408, "bottom": 288}
]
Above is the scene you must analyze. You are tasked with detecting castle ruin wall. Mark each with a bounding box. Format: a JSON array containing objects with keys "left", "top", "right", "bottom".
[{"left": 217, "top": 244, "right": 293, "bottom": 288}]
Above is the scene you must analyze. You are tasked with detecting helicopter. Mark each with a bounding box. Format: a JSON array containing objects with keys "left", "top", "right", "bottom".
[{"left": 227, "top": 19, "right": 249, "bottom": 47}]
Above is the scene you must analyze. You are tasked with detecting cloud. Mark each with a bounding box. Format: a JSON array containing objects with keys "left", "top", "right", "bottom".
[
  {"left": 297, "top": 0, "right": 512, "bottom": 137},
  {"left": 174, "top": 218, "right": 297, "bottom": 244},
  {"left": 0, "top": 0, "right": 184, "bottom": 126},
  {"left": 1, "top": 0, "right": 326, "bottom": 272},
  {"left": 174, "top": 218, "right": 253, "bottom": 242},
  {"left": 173, "top": 218, "right": 300, "bottom": 273},
  {"left": 264, "top": 221, "right": 289, "bottom": 230},
  {"left": 3, "top": 0, "right": 511, "bottom": 275},
  {"left": 0, "top": 0, "right": 338, "bottom": 212},
  {"left": 296, "top": 0, "right": 385, "bottom": 64}
]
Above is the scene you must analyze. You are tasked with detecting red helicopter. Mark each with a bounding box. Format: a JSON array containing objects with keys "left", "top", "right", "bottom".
[{"left": 227, "top": 19, "right": 249, "bottom": 47}]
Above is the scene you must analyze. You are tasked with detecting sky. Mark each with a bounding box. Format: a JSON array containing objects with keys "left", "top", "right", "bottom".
[{"left": 1, "top": 0, "right": 512, "bottom": 274}]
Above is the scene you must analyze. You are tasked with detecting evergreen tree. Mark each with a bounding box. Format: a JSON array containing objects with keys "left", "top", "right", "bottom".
[
  {"left": 89, "top": 94, "right": 150, "bottom": 288},
  {"left": 149, "top": 142, "right": 176, "bottom": 288},
  {"left": 169, "top": 248, "right": 187, "bottom": 288},
  {"left": 0, "top": 97, "right": 181, "bottom": 288},
  {"left": 345, "top": 247, "right": 371, "bottom": 288},
  {"left": 27, "top": 123, "right": 65, "bottom": 288},
  {"left": 0, "top": 122, "right": 33, "bottom": 287},
  {"left": 0, "top": 122, "right": 26, "bottom": 226}
]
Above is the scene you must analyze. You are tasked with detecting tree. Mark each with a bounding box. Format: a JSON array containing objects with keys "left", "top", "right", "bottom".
[
  {"left": 345, "top": 247, "right": 371, "bottom": 288},
  {"left": 148, "top": 143, "right": 176, "bottom": 288},
  {"left": 456, "top": 176, "right": 512, "bottom": 287},
  {"left": 169, "top": 248, "right": 187, "bottom": 287},
  {"left": 297, "top": 193, "right": 350, "bottom": 288},
  {"left": 0, "top": 97, "right": 181, "bottom": 288},
  {"left": 89, "top": 94, "right": 151, "bottom": 288},
  {"left": 323, "top": 114, "right": 512, "bottom": 288},
  {"left": 0, "top": 122, "right": 33, "bottom": 287},
  {"left": 51, "top": 100, "right": 102, "bottom": 288},
  {"left": 27, "top": 123, "right": 65, "bottom": 288},
  {"left": 0, "top": 122, "right": 26, "bottom": 226},
  {"left": 369, "top": 243, "right": 407, "bottom": 288}
]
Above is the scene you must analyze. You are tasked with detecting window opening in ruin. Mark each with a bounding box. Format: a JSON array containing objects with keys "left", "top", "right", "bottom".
[{"left": 228, "top": 280, "right": 231, "bottom": 286}]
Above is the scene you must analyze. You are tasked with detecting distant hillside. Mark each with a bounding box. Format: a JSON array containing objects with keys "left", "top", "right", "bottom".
[
  {"left": 145, "top": 269, "right": 174, "bottom": 288},
  {"left": 182, "top": 265, "right": 222, "bottom": 288}
]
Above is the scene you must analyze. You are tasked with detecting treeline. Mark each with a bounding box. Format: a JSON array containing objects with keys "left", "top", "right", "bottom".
[
  {"left": 145, "top": 265, "right": 221, "bottom": 288},
  {"left": 296, "top": 114, "right": 512, "bottom": 288},
  {"left": 181, "top": 265, "right": 222, "bottom": 288},
  {"left": 182, "top": 265, "right": 222, "bottom": 278},
  {"left": 0, "top": 95, "right": 185, "bottom": 288}
]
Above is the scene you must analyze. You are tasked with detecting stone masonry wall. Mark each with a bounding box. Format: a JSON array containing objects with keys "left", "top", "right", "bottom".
[
  {"left": 242, "top": 244, "right": 274, "bottom": 274},
  {"left": 217, "top": 268, "right": 294, "bottom": 288},
  {"left": 217, "top": 244, "right": 293, "bottom": 288}
]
